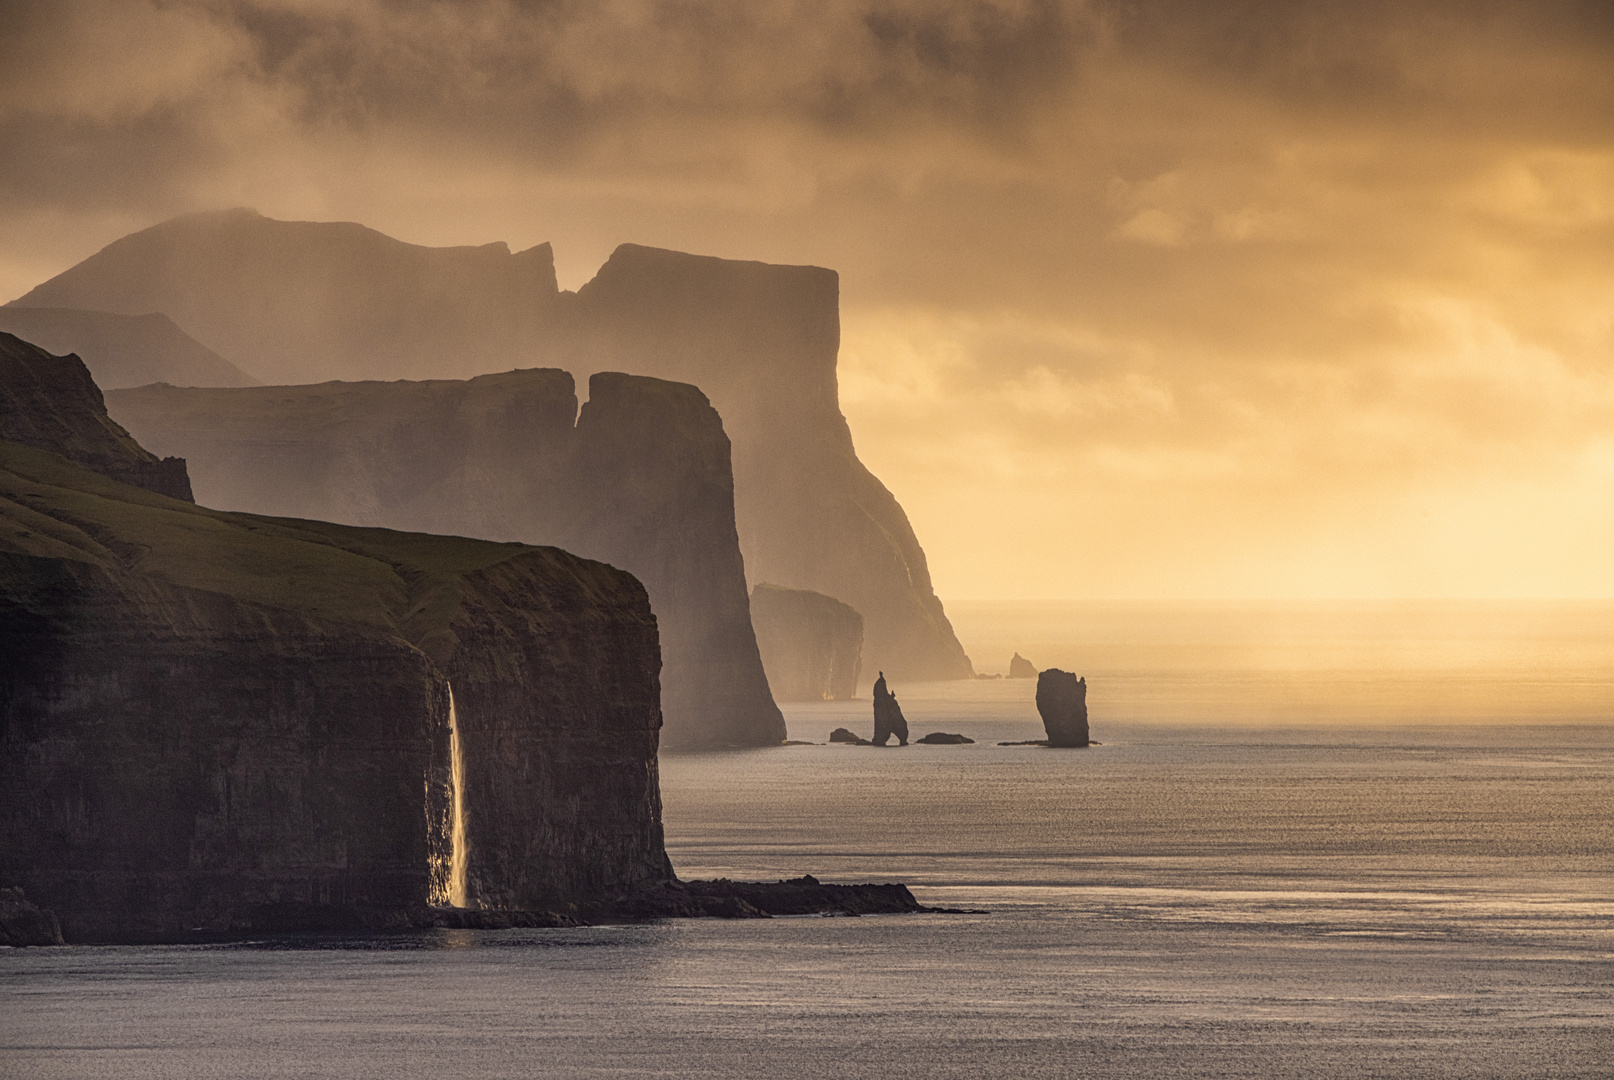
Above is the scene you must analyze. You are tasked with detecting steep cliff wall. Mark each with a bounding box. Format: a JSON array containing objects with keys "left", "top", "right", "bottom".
[
  {"left": 15, "top": 211, "right": 973, "bottom": 682},
  {"left": 107, "top": 369, "right": 784, "bottom": 748},
  {"left": 1, "top": 332, "right": 193, "bottom": 501},
  {"left": 0, "top": 441, "right": 669, "bottom": 941},
  {"left": 0, "top": 308, "right": 258, "bottom": 389},
  {"left": 750, "top": 584, "right": 863, "bottom": 701}
]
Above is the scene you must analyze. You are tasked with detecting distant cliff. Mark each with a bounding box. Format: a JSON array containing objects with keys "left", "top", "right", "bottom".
[
  {"left": 750, "top": 584, "right": 863, "bottom": 700},
  {"left": 107, "top": 369, "right": 785, "bottom": 749},
  {"left": 0, "top": 332, "right": 193, "bottom": 501},
  {"left": 0, "top": 308, "right": 258, "bottom": 389},
  {"left": 14, "top": 210, "right": 973, "bottom": 683},
  {"left": 0, "top": 441, "right": 670, "bottom": 942}
]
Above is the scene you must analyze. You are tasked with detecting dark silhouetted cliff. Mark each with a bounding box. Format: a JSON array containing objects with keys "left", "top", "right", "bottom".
[
  {"left": 0, "top": 332, "right": 193, "bottom": 501},
  {"left": 107, "top": 369, "right": 784, "bottom": 749},
  {"left": 0, "top": 438, "right": 669, "bottom": 942},
  {"left": 14, "top": 211, "right": 973, "bottom": 683},
  {"left": 750, "top": 583, "right": 863, "bottom": 700},
  {"left": 0, "top": 308, "right": 258, "bottom": 389}
]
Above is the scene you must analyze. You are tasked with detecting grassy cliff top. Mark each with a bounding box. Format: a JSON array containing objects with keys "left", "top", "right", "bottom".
[{"left": 0, "top": 439, "right": 644, "bottom": 649}]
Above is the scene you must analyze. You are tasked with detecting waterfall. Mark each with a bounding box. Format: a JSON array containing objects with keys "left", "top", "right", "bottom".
[{"left": 447, "top": 684, "right": 469, "bottom": 908}]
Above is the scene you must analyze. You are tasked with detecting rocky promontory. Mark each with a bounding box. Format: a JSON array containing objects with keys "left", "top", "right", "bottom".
[
  {"left": 15, "top": 210, "right": 975, "bottom": 683},
  {"left": 107, "top": 369, "right": 784, "bottom": 750},
  {"left": 749, "top": 583, "right": 863, "bottom": 700}
]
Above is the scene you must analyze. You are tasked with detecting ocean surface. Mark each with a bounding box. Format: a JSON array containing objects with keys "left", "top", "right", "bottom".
[{"left": 4, "top": 602, "right": 1612, "bottom": 1078}]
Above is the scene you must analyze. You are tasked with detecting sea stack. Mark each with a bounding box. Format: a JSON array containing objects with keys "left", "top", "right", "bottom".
[
  {"left": 871, "top": 671, "right": 909, "bottom": 746},
  {"left": 1035, "top": 669, "right": 1089, "bottom": 747},
  {"left": 1008, "top": 653, "right": 1037, "bottom": 678}
]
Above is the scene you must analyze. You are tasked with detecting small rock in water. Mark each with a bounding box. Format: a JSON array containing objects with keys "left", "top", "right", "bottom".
[
  {"left": 1008, "top": 653, "right": 1037, "bottom": 679},
  {"left": 829, "top": 727, "right": 871, "bottom": 745},
  {"left": 916, "top": 732, "right": 974, "bottom": 745},
  {"left": 871, "top": 671, "right": 909, "bottom": 746}
]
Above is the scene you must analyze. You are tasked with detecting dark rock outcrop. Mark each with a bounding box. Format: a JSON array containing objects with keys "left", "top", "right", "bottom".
[
  {"left": 1035, "top": 669, "right": 1090, "bottom": 747},
  {"left": 0, "top": 887, "right": 65, "bottom": 946},
  {"left": 0, "top": 439, "right": 670, "bottom": 942},
  {"left": 105, "top": 370, "right": 784, "bottom": 749},
  {"left": 14, "top": 211, "right": 973, "bottom": 683},
  {"left": 0, "top": 308, "right": 258, "bottom": 389},
  {"left": 916, "top": 732, "right": 974, "bottom": 744},
  {"left": 1, "top": 332, "right": 193, "bottom": 501},
  {"left": 1009, "top": 652, "right": 1037, "bottom": 678},
  {"left": 829, "top": 727, "right": 871, "bottom": 745},
  {"left": 749, "top": 583, "right": 863, "bottom": 700},
  {"left": 871, "top": 671, "right": 909, "bottom": 747}
]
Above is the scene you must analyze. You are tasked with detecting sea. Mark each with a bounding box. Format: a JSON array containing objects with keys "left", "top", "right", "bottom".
[{"left": 3, "top": 601, "right": 1612, "bottom": 1078}]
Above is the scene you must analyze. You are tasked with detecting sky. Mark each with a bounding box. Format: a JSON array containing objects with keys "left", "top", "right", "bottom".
[{"left": 2, "top": 0, "right": 1612, "bottom": 600}]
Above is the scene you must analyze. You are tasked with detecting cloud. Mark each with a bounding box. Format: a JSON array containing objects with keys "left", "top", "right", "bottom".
[{"left": 1, "top": 0, "right": 1611, "bottom": 596}]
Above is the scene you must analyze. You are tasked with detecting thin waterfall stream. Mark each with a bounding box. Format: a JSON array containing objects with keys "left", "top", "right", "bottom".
[{"left": 447, "top": 684, "right": 468, "bottom": 908}]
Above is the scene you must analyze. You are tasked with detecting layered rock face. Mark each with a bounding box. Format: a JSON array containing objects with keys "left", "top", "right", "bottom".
[
  {"left": 0, "top": 308, "right": 258, "bottom": 389},
  {"left": 0, "top": 441, "right": 669, "bottom": 942},
  {"left": 13, "top": 211, "right": 973, "bottom": 683},
  {"left": 1, "top": 332, "right": 193, "bottom": 501},
  {"left": 1036, "top": 669, "right": 1090, "bottom": 747},
  {"left": 749, "top": 583, "right": 863, "bottom": 700},
  {"left": 107, "top": 369, "right": 784, "bottom": 749}
]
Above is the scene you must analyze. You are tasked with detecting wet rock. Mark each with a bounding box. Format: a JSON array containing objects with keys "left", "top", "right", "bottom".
[
  {"left": 1035, "top": 669, "right": 1090, "bottom": 747},
  {"left": 916, "top": 732, "right": 974, "bottom": 745},
  {"left": 829, "top": 727, "right": 870, "bottom": 745},
  {"left": 0, "top": 887, "right": 64, "bottom": 946},
  {"left": 1009, "top": 653, "right": 1037, "bottom": 679},
  {"left": 871, "top": 672, "right": 909, "bottom": 746}
]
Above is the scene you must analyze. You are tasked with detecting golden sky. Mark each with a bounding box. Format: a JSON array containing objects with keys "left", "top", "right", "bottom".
[{"left": 3, "top": 1, "right": 1612, "bottom": 598}]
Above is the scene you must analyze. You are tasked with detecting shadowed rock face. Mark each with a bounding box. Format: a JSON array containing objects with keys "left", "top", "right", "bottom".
[
  {"left": 13, "top": 211, "right": 973, "bottom": 683},
  {"left": 871, "top": 672, "right": 909, "bottom": 747},
  {"left": 750, "top": 583, "right": 863, "bottom": 701},
  {"left": 106, "top": 369, "right": 784, "bottom": 749},
  {"left": 1009, "top": 652, "right": 1037, "bottom": 678},
  {"left": 0, "top": 332, "right": 193, "bottom": 502},
  {"left": 0, "top": 308, "right": 258, "bottom": 389},
  {"left": 1035, "top": 669, "right": 1090, "bottom": 747},
  {"left": 0, "top": 439, "right": 669, "bottom": 942}
]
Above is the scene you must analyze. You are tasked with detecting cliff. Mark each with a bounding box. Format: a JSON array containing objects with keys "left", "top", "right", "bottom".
[
  {"left": 106, "top": 369, "right": 784, "bottom": 749},
  {"left": 0, "top": 332, "right": 193, "bottom": 501},
  {"left": 15, "top": 211, "right": 973, "bottom": 683},
  {"left": 0, "top": 440, "right": 669, "bottom": 942},
  {"left": 0, "top": 308, "right": 258, "bottom": 389},
  {"left": 750, "top": 583, "right": 863, "bottom": 700}
]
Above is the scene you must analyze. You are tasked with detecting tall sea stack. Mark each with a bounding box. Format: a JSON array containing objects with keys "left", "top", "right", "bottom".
[{"left": 1035, "top": 669, "right": 1090, "bottom": 747}]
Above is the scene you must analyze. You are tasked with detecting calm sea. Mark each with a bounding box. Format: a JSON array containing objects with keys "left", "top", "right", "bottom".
[{"left": 3, "top": 602, "right": 1612, "bottom": 1078}]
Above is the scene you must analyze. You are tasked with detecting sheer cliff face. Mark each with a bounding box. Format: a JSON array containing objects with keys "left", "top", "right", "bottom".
[
  {"left": 14, "top": 211, "right": 973, "bottom": 682},
  {"left": 107, "top": 369, "right": 785, "bottom": 749},
  {"left": 750, "top": 584, "right": 864, "bottom": 701},
  {"left": 0, "top": 332, "right": 193, "bottom": 502},
  {"left": 0, "top": 442, "right": 669, "bottom": 942}
]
